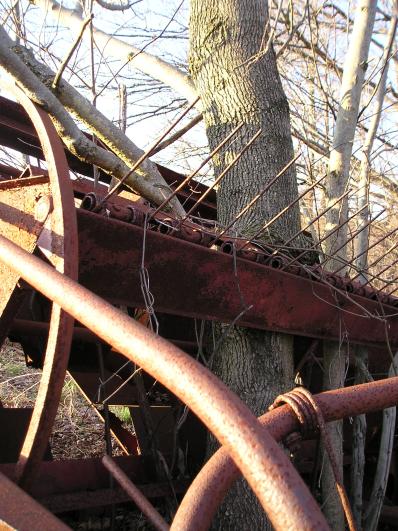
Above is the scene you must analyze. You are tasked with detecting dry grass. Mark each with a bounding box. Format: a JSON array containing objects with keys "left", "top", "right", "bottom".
[{"left": 0, "top": 339, "right": 116, "bottom": 460}]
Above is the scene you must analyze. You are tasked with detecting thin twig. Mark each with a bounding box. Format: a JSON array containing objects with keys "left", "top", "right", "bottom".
[{"left": 52, "top": 15, "right": 93, "bottom": 90}]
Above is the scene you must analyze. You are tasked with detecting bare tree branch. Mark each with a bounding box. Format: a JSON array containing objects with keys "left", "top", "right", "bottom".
[
  {"left": 32, "top": 0, "right": 198, "bottom": 105},
  {"left": 52, "top": 14, "right": 93, "bottom": 90},
  {"left": 0, "top": 27, "right": 186, "bottom": 216},
  {"left": 94, "top": 0, "right": 139, "bottom": 12}
]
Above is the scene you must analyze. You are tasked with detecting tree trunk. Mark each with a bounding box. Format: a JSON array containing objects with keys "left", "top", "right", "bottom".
[
  {"left": 351, "top": 16, "right": 397, "bottom": 528},
  {"left": 189, "top": 1, "right": 300, "bottom": 527},
  {"left": 324, "top": 0, "right": 377, "bottom": 266},
  {"left": 322, "top": 342, "right": 346, "bottom": 531},
  {"left": 322, "top": 3, "right": 377, "bottom": 528}
]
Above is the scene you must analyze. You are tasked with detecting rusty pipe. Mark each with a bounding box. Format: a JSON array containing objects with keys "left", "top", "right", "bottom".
[{"left": 173, "top": 377, "right": 398, "bottom": 531}]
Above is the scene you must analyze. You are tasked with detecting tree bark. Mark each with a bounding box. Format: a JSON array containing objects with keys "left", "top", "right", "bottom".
[
  {"left": 351, "top": 349, "right": 367, "bottom": 529},
  {"left": 189, "top": 1, "right": 300, "bottom": 527},
  {"left": 321, "top": 342, "right": 346, "bottom": 531},
  {"left": 355, "top": 13, "right": 397, "bottom": 280}
]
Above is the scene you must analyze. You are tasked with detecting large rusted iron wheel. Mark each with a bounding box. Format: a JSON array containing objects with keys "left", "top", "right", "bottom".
[
  {"left": 0, "top": 86, "right": 343, "bottom": 530},
  {"left": 0, "top": 85, "right": 330, "bottom": 530},
  {"left": 0, "top": 82, "right": 78, "bottom": 491},
  {"left": 0, "top": 234, "right": 330, "bottom": 530}
]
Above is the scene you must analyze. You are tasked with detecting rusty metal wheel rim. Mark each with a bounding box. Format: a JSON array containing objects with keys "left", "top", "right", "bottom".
[
  {"left": 2, "top": 83, "right": 78, "bottom": 489},
  {"left": 0, "top": 235, "right": 329, "bottom": 530}
]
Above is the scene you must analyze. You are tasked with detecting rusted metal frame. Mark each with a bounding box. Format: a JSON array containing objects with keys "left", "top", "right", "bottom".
[
  {"left": 0, "top": 455, "right": 150, "bottom": 498},
  {"left": 37, "top": 482, "right": 188, "bottom": 514},
  {"left": 0, "top": 162, "right": 217, "bottom": 221},
  {"left": 103, "top": 97, "right": 200, "bottom": 202},
  {"left": 0, "top": 162, "right": 22, "bottom": 178},
  {"left": 96, "top": 343, "right": 117, "bottom": 528},
  {"left": 0, "top": 289, "right": 27, "bottom": 350},
  {"left": 180, "top": 129, "right": 262, "bottom": 222},
  {"left": 151, "top": 123, "right": 244, "bottom": 218},
  {"left": 7, "top": 86, "right": 78, "bottom": 490},
  {"left": 332, "top": 224, "right": 398, "bottom": 276},
  {"left": 97, "top": 344, "right": 114, "bottom": 456},
  {"left": 0, "top": 458, "right": 188, "bottom": 512},
  {"left": 67, "top": 365, "right": 135, "bottom": 455},
  {"left": 130, "top": 362, "right": 176, "bottom": 507},
  {"left": 270, "top": 388, "right": 356, "bottom": 529},
  {"left": 0, "top": 234, "right": 329, "bottom": 531},
  {"left": 79, "top": 184, "right": 393, "bottom": 296},
  {"left": 77, "top": 210, "right": 398, "bottom": 347},
  {"left": 215, "top": 153, "right": 300, "bottom": 241},
  {"left": 281, "top": 203, "right": 369, "bottom": 270},
  {"left": 289, "top": 388, "right": 356, "bottom": 531},
  {"left": 172, "top": 377, "right": 398, "bottom": 531},
  {"left": 0, "top": 180, "right": 51, "bottom": 348},
  {"left": 102, "top": 455, "right": 169, "bottom": 531},
  {"left": 0, "top": 174, "right": 49, "bottom": 189},
  {"left": 0, "top": 471, "right": 70, "bottom": 530},
  {"left": 239, "top": 173, "right": 327, "bottom": 251}
]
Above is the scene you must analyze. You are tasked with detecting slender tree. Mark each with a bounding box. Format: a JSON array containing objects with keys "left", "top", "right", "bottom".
[{"left": 322, "top": 2, "right": 377, "bottom": 528}]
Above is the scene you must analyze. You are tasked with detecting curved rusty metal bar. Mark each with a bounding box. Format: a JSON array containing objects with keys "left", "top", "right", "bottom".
[
  {"left": 172, "top": 377, "right": 398, "bottom": 531},
  {"left": 0, "top": 234, "right": 328, "bottom": 531},
  {"left": 0, "top": 471, "right": 70, "bottom": 530},
  {"left": 8, "top": 85, "right": 78, "bottom": 489}
]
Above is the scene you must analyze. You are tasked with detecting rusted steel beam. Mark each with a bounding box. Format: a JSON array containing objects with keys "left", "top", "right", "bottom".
[
  {"left": 173, "top": 377, "right": 398, "bottom": 531},
  {"left": 0, "top": 471, "right": 69, "bottom": 530},
  {"left": 37, "top": 482, "right": 188, "bottom": 514},
  {"left": 77, "top": 209, "right": 398, "bottom": 347},
  {"left": 0, "top": 233, "right": 329, "bottom": 531},
  {"left": 0, "top": 408, "right": 52, "bottom": 464},
  {"left": 0, "top": 457, "right": 187, "bottom": 513},
  {"left": 9, "top": 318, "right": 197, "bottom": 353}
]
